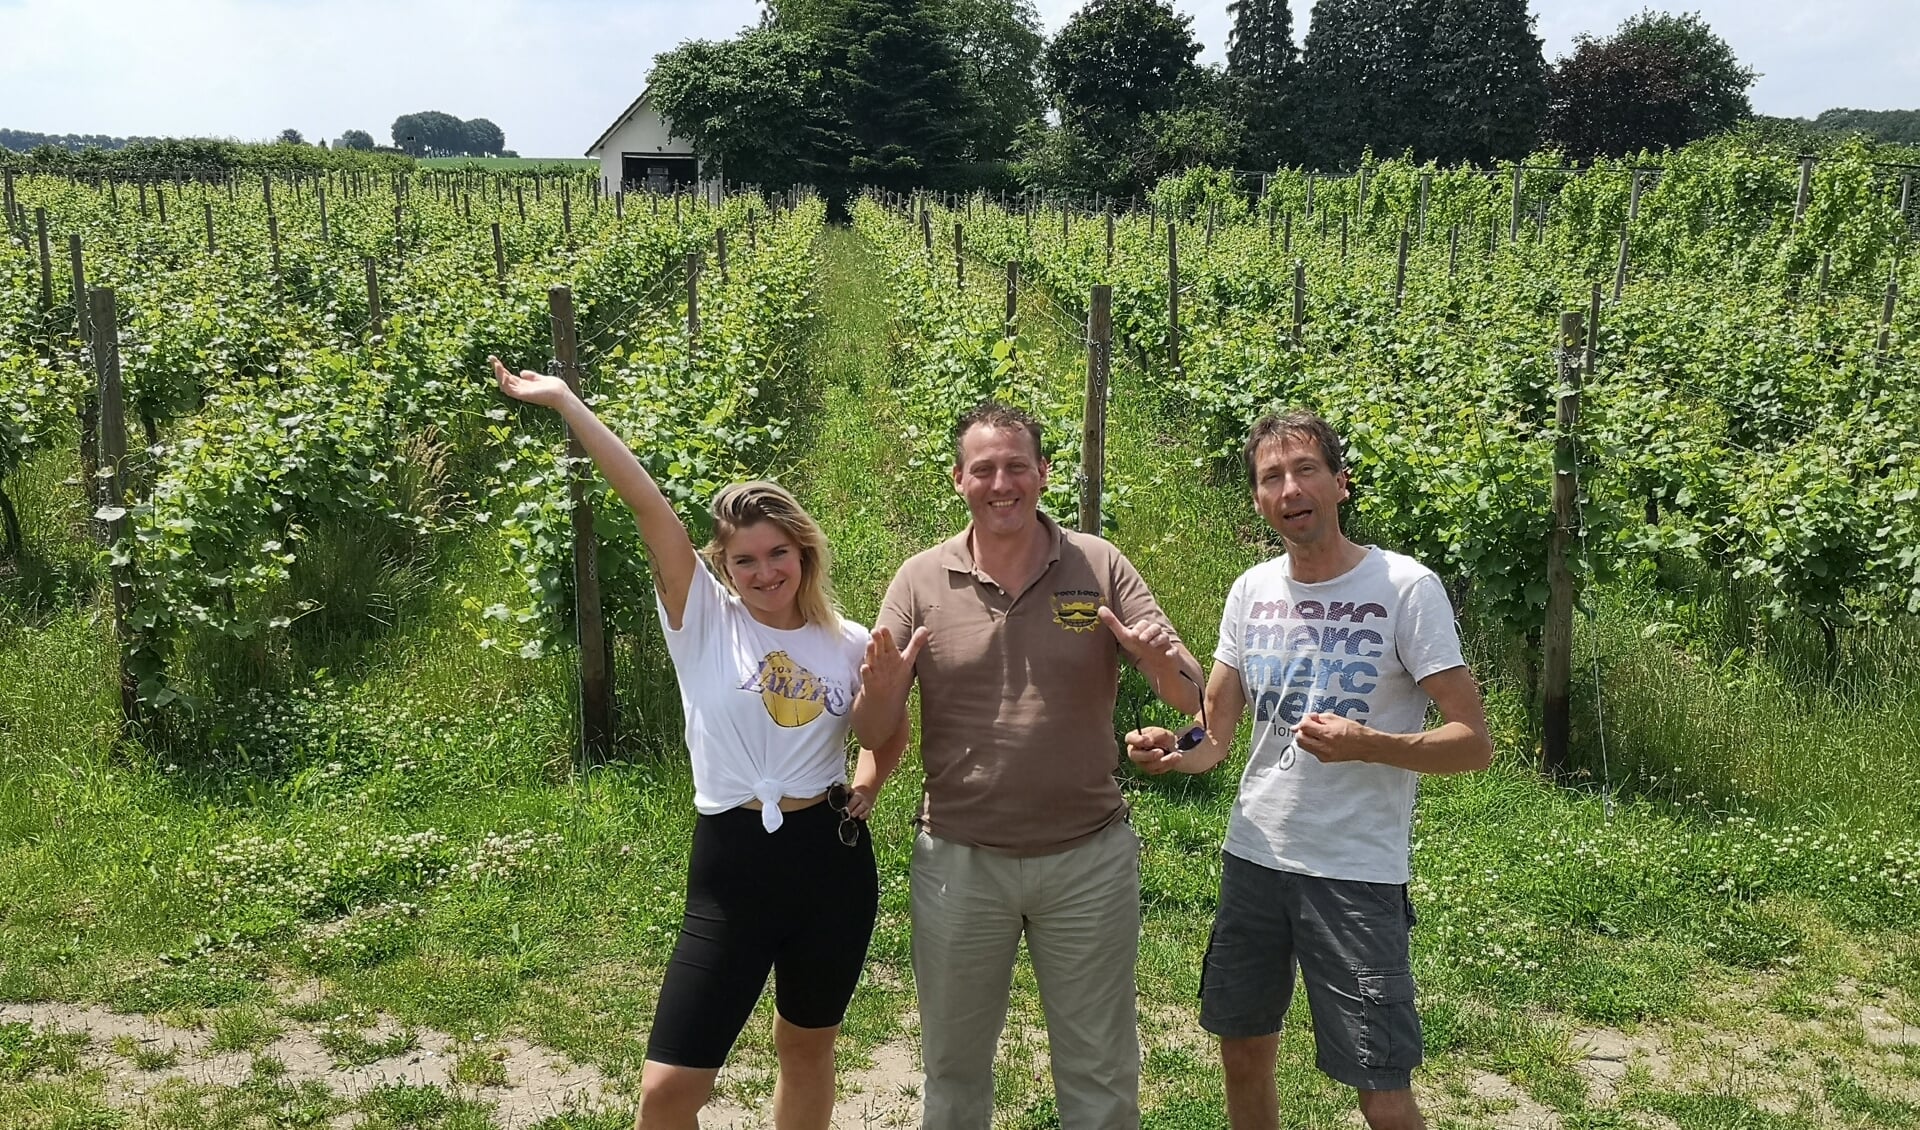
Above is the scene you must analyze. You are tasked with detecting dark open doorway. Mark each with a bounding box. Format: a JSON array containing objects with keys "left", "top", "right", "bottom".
[{"left": 621, "top": 154, "right": 699, "bottom": 193}]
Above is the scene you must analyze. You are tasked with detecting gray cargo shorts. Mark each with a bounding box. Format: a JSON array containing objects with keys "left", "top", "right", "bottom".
[{"left": 1199, "top": 851, "right": 1422, "bottom": 1092}]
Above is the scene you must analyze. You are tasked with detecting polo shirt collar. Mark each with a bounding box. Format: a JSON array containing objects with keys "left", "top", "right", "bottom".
[{"left": 940, "top": 510, "right": 1066, "bottom": 578}]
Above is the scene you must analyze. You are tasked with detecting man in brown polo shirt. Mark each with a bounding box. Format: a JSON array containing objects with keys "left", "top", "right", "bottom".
[{"left": 852, "top": 401, "right": 1202, "bottom": 1130}]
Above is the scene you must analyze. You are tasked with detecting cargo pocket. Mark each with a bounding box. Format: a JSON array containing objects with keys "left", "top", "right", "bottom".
[{"left": 1355, "top": 968, "right": 1422, "bottom": 1071}]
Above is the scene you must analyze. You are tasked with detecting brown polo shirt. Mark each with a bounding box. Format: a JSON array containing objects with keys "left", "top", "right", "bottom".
[{"left": 876, "top": 512, "right": 1175, "bottom": 856}]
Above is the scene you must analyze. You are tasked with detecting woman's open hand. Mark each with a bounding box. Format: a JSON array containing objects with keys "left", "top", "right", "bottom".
[{"left": 490, "top": 355, "right": 574, "bottom": 409}]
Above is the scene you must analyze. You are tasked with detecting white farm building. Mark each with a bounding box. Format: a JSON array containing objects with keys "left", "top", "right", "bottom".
[{"left": 585, "top": 89, "right": 708, "bottom": 193}]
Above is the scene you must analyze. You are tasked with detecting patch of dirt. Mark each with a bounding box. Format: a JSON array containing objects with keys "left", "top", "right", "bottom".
[
  {"left": 0, "top": 1001, "right": 619, "bottom": 1127},
  {"left": 1464, "top": 1071, "right": 1562, "bottom": 1129},
  {"left": 1569, "top": 1026, "right": 1663, "bottom": 1105}
]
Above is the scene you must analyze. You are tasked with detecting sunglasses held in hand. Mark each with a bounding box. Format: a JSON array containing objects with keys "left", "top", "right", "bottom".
[{"left": 1133, "top": 669, "right": 1209, "bottom": 753}]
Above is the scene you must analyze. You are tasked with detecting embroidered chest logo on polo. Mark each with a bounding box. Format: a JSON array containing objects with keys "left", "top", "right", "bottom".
[
  {"left": 740, "top": 651, "right": 851, "bottom": 727},
  {"left": 1051, "top": 590, "right": 1104, "bottom": 633}
]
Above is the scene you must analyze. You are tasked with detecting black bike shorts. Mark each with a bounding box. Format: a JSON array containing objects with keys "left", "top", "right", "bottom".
[{"left": 645, "top": 798, "right": 879, "bottom": 1069}]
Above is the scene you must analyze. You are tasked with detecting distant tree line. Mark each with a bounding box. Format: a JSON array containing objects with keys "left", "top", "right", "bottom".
[
  {"left": 649, "top": 1, "right": 1896, "bottom": 199},
  {"left": 1769, "top": 108, "right": 1920, "bottom": 148},
  {"left": 0, "top": 137, "right": 412, "bottom": 174},
  {"left": 2, "top": 129, "right": 164, "bottom": 152},
  {"left": 388, "top": 112, "right": 508, "bottom": 158},
  {"left": 2, "top": 110, "right": 514, "bottom": 167}
]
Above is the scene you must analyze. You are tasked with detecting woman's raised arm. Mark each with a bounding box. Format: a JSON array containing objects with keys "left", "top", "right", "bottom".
[{"left": 491, "top": 356, "right": 700, "bottom": 627}]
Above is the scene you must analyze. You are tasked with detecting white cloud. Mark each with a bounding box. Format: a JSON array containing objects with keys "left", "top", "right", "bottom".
[{"left": 2, "top": 0, "right": 1913, "bottom": 157}]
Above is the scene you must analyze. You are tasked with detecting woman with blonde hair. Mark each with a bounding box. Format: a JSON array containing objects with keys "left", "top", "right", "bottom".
[{"left": 491, "top": 357, "right": 908, "bottom": 1130}]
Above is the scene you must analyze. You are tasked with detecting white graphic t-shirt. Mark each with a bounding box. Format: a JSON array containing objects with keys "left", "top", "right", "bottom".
[
  {"left": 1213, "top": 547, "right": 1465, "bottom": 884},
  {"left": 659, "top": 564, "right": 870, "bottom": 832}
]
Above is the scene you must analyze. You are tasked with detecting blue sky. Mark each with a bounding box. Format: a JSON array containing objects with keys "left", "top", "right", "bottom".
[{"left": 2, "top": 0, "right": 1913, "bottom": 157}]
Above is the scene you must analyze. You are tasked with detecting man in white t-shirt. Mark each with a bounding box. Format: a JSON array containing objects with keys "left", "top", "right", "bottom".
[{"left": 1126, "top": 411, "right": 1492, "bottom": 1130}]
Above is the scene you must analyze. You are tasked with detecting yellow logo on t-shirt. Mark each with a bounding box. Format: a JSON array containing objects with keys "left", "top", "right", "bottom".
[
  {"left": 1052, "top": 591, "right": 1103, "bottom": 633},
  {"left": 740, "top": 651, "right": 849, "bottom": 727}
]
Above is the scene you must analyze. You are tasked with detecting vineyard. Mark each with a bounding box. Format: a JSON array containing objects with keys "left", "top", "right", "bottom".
[{"left": 5, "top": 132, "right": 1920, "bottom": 1128}]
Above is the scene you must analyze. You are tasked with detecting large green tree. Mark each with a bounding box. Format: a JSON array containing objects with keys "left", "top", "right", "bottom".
[
  {"left": 1226, "top": 0, "right": 1300, "bottom": 169},
  {"left": 1045, "top": 0, "right": 1201, "bottom": 149},
  {"left": 1299, "top": 0, "right": 1546, "bottom": 167},
  {"left": 1296, "top": 0, "right": 1402, "bottom": 166},
  {"left": 806, "top": 0, "right": 980, "bottom": 191},
  {"left": 940, "top": 0, "right": 1044, "bottom": 157},
  {"left": 761, "top": 0, "right": 1034, "bottom": 160},
  {"left": 648, "top": 28, "right": 827, "bottom": 187},
  {"left": 1422, "top": 0, "right": 1547, "bottom": 164},
  {"left": 1544, "top": 10, "right": 1755, "bottom": 159}
]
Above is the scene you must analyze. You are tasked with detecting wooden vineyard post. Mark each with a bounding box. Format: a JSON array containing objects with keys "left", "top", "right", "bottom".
[
  {"left": 1543, "top": 310, "right": 1584, "bottom": 775},
  {"left": 1509, "top": 166, "right": 1523, "bottom": 245},
  {"left": 1628, "top": 170, "right": 1643, "bottom": 222},
  {"left": 1613, "top": 228, "right": 1631, "bottom": 301},
  {"left": 1900, "top": 174, "right": 1911, "bottom": 222},
  {"left": 920, "top": 208, "right": 932, "bottom": 255},
  {"left": 156, "top": 187, "right": 166, "bottom": 224},
  {"left": 953, "top": 222, "right": 964, "bottom": 287},
  {"left": 492, "top": 223, "right": 506, "bottom": 288},
  {"left": 2, "top": 170, "right": 15, "bottom": 239},
  {"left": 717, "top": 227, "right": 729, "bottom": 284},
  {"left": 686, "top": 252, "right": 701, "bottom": 344},
  {"left": 550, "top": 286, "right": 613, "bottom": 766},
  {"left": 1167, "top": 222, "right": 1181, "bottom": 374},
  {"left": 364, "top": 257, "right": 382, "bottom": 338},
  {"left": 1794, "top": 155, "right": 1814, "bottom": 227},
  {"left": 1819, "top": 252, "right": 1832, "bottom": 291},
  {"left": 1283, "top": 212, "right": 1293, "bottom": 254},
  {"left": 267, "top": 213, "right": 281, "bottom": 279},
  {"left": 515, "top": 183, "right": 526, "bottom": 222},
  {"left": 1292, "top": 262, "right": 1306, "bottom": 344},
  {"left": 1268, "top": 201, "right": 1277, "bottom": 247},
  {"left": 1079, "top": 286, "right": 1112, "bottom": 535},
  {"left": 1587, "top": 283, "right": 1601, "bottom": 382},
  {"left": 1305, "top": 173, "right": 1316, "bottom": 218},
  {"left": 1005, "top": 261, "right": 1019, "bottom": 343},
  {"left": 35, "top": 208, "right": 53, "bottom": 312},
  {"left": 1881, "top": 279, "right": 1900, "bottom": 356},
  {"left": 1418, "top": 173, "right": 1430, "bottom": 238},
  {"left": 68, "top": 235, "right": 88, "bottom": 344},
  {"left": 138, "top": 182, "right": 148, "bottom": 218},
  {"left": 89, "top": 287, "right": 141, "bottom": 735},
  {"left": 562, "top": 182, "right": 572, "bottom": 246},
  {"left": 1449, "top": 225, "right": 1459, "bottom": 277},
  {"left": 1394, "top": 228, "right": 1410, "bottom": 311},
  {"left": 318, "top": 184, "right": 329, "bottom": 241},
  {"left": 615, "top": 190, "right": 624, "bottom": 222}
]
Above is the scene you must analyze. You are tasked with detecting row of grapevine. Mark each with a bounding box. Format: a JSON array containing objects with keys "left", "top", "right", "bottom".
[
  {"left": 916, "top": 148, "right": 1917, "bottom": 663},
  {"left": 851, "top": 194, "right": 1113, "bottom": 528},
  {"left": 0, "top": 170, "right": 810, "bottom": 722}
]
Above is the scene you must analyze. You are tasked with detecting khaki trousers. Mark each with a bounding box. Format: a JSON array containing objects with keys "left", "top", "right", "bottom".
[{"left": 911, "top": 820, "right": 1142, "bottom": 1130}]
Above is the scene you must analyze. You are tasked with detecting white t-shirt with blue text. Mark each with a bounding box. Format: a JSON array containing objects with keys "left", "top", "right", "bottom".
[
  {"left": 659, "top": 564, "right": 869, "bottom": 832},
  {"left": 1213, "top": 547, "right": 1465, "bottom": 884}
]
